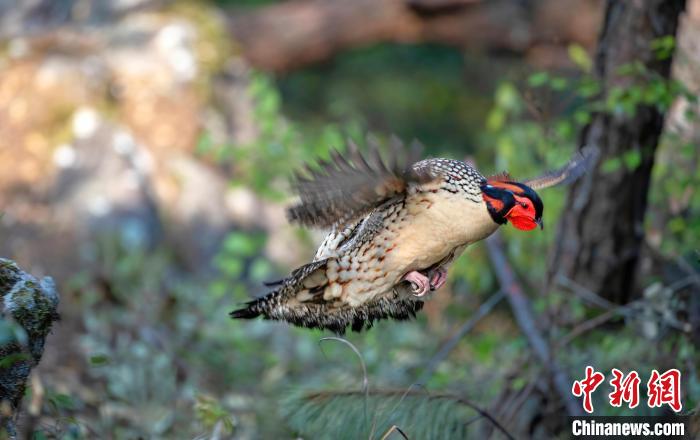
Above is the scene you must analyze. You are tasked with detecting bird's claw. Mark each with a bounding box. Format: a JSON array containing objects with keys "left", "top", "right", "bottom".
[
  {"left": 402, "top": 271, "right": 430, "bottom": 297},
  {"left": 402, "top": 267, "right": 449, "bottom": 297},
  {"left": 428, "top": 267, "right": 448, "bottom": 291}
]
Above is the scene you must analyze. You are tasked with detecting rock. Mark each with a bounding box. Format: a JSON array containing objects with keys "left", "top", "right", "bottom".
[{"left": 0, "top": 258, "right": 60, "bottom": 439}]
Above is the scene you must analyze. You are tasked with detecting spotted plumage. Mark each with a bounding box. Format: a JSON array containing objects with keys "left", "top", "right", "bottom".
[{"left": 230, "top": 139, "right": 596, "bottom": 333}]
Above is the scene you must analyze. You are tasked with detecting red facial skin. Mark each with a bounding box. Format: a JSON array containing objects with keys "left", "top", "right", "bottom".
[{"left": 505, "top": 194, "right": 538, "bottom": 231}]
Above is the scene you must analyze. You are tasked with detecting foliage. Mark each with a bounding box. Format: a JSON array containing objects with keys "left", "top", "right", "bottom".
[
  {"left": 198, "top": 72, "right": 355, "bottom": 199},
  {"left": 277, "top": 45, "right": 502, "bottom": 155},
  {"left": 195, "top": 394, "right": 235, "bottom": 435},
  {"left": 284, "top": 390, "right": 502, "bottom": 440}
]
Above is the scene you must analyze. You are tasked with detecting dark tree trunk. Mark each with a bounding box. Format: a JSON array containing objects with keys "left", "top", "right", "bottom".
[{"left": 552, "top": 0, "right": 686, "bottom": 304}]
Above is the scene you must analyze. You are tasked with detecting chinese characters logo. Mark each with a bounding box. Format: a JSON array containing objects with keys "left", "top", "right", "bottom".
[{"left": 571, "top": 366, "right": 682, "bottom": 413}]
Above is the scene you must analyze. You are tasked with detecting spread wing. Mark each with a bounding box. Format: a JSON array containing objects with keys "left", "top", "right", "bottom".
[
  {"left": 287, "top": 136, "right": 436, "bottom": 228},
  {"left": 521, "top": 145, "right": 599, "bottom": 190}
]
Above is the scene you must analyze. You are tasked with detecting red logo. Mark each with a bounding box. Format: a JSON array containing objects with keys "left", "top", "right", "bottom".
[
  {"left": 609, "top": 368, "right": 641, "bottom": 409},
  {"left": 572, "top": 367, "right": 682, "bottom": 413},
  {"left": 647, "top": 369, "right": 682, "bottom": 412},
  {"left": 572, "top": 366, "right": 605, "bottom": 413}
]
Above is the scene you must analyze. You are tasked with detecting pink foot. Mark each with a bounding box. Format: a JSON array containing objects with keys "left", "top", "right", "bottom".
[
  {"left": 402, "top": 270, "right": 430, "bottom": 297},
  {"left": 429, "top": 267, "right": 448, "bottom": 291}
]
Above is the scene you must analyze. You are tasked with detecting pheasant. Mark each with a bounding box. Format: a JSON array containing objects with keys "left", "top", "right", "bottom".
[{"left": 230, "top": 138, "right": 594, "bottom": 334}]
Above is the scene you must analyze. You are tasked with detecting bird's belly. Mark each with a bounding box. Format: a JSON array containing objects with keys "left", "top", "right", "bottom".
[
  {"left": 385, "top": 193, "right": 497, "bottom": 280},
  {"left": 330, "top": 193, "right": 497, "bottom": 306}
]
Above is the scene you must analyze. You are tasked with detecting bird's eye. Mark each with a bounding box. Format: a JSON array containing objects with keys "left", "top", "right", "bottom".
[{"left": 520, "top": 202, "right": 528, "bottom": 208}]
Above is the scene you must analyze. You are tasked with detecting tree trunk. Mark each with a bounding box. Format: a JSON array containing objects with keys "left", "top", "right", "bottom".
[
  {"left": 552, "top": 0, "right": 686, "bottom": 304},
  {"left": 660, "top": 0, "right": 700, "bottom": 345}
]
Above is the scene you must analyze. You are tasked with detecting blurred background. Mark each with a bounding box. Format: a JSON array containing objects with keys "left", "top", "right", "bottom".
[{"left": 0, "top": 0, "right": 698, "bottom": 438}]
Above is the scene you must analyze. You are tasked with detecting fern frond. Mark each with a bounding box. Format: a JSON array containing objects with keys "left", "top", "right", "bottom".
[{"left": 282, "top": 389, "right": 513, "bottom": 440}]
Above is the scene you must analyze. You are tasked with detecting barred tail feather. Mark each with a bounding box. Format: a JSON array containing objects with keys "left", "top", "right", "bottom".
[
  {"left": 230, "top": 259, "right": 425, "bottom": 334},
  {"left": 229, "top": 298, "right": 268, "bottom": 319},
  {"left": 229, "top": 259, "right": 329, "bottom": 322}
]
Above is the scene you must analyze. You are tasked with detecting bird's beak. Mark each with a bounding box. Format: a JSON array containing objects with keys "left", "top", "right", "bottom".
[{"left": 536, "top": 218, "right": 544, "bottom": 230}]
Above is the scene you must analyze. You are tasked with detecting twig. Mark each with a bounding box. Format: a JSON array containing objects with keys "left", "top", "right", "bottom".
[
  {"left": 485, "top": 234, "right": 583, "bottom": 417},
  {"left": 318, "top": 337, "right": 371, "bottom": 435},
  {"left": 556, "top": 274, "right": 622, "bottom": 311},
  {"left": 501, "top": 368, "right": 540, "bottom": 426},
  {"left": 418, "top": 290, "right": 505, "bottom": 383},
  {"left": 557, "top": 308, "right": 620, "bottom": 348},
  {"left": 382, "top": 383, "right": 425, "bottom": 434},
  {"left": 558, "top": 275, "right": 690, "bottom": 333},
  {"left": 379, "top": 424, "right": 408, "bottom": 440},
  {"left": 210, "top": 420, "right": 224, "bottom": 440}
]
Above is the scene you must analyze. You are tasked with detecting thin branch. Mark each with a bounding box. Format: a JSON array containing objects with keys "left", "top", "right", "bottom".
[
  {"left": 381, "top": 382, "right": 426, "bottom": 436},
  {"left": 485, "top": 233, "right": 583, "bottom": 416},
  {"left": 558, "top": 275, "right": 690, "bottom": 333},
  {"left": 318, "top": 337, "right": 371, "bottom": 434},
  {"left": 379, "top": 425, "right": 408, "bottom": 440},
  {"left": 557, "top": 308, "right": 620, "bottom": 348},
  {"left": 555, "top": 274, "right": 622, "bottom": 311}
]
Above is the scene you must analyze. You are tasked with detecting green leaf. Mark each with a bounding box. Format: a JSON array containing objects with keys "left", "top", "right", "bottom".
[
  {"left": 550, "top": 77, "right": 568, "bottom": 91},
  {"left": 215, "top": 256, "right": 243, "bottom": 278},
  {"left": 555, "top": 120, "right": 574, "bottom": 139},
  {"left": 668, "top": 217, "right": 686, "bottom": 233},
  {"left": 616, "top": 61, "right": 646, "bottom": 77},
  {"left": 195, "top": 395, "right": 235, "bottom": 434},
  {"left": 577, "top": 78, "right": 601, "bottom": 97},
  {"left": 249, "top": 258, "right": 273, "bottom": 283},
  {"left": 486, "top": 109, "right": 505, "bottom": 131},
  {"left": 494, "top": 83, "right": 521, "bottom": 112},
  {"left": 527, "top": 72, "right": 549, "bottom": 87},
  {"left": 573, "top": 110, "right": 591, "bottom": 125},
  {"left": 88, "top": 353, "right": 110, "bottom": 367},
  {"left": 48, "top": 393, "right": 76, "bottom": 411},
  {"left": 651, "top": 35, "right": 675, "bottom": 60},
  {"left": 601, "top": 157, "right": 622, "bottom": 173},
  {"left": 568, "top": 44, "right": 592, "bottom": 72},
  {"left": 222, "top": 233, "right": 259, "bottom": 257},
  {"left": 0, "top": 352, "right": 29, "bottom": 369},
  {"left": 196, "top": 131, "right": 213, "bottom": 154},
  {"left": 622, "top": 150, "right": 642, "bottom": 169}
]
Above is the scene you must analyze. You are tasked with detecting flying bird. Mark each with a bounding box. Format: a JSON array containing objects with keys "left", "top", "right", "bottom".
[{"left": 230, "top": 139, "right": 595, "bottom": 334}]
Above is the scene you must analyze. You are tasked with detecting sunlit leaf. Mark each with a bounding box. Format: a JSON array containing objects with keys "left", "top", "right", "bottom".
[
  {"left": 568, "top": 44, "right": 592, "bottom": 72},
  {"left": 527, "top": 72, "right": 549, "bottom": 87}
]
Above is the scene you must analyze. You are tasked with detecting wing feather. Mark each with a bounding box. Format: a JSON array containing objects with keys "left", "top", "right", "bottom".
[
  {"left": 286, "top": 136, "right": 435, "bottom": 228},
  {"left": 522, "top": 146, "right": 599, "bottom": 190}
]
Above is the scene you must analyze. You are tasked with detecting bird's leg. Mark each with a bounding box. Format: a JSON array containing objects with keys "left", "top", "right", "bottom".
[
  {"left": 402, "top": 271, "right": 430, "bottom": 297},
  {"left": 428, "top": 267, "right": 448, "bottom": 291}
]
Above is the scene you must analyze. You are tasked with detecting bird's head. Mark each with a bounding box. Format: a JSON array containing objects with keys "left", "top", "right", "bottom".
[{"left": 481, "top": 178, "right": 543, "bottom": 231}]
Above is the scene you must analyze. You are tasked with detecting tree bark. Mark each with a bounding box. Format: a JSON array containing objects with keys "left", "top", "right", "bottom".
[
  {"left": 552, "top": 0, "right": 686, "bottom": 304},
  {"left": 227, "top": 0, "right": 603, "bottom": 72},
  {"left": 661, "top": 0, "right": 700, "bottom": 345}
]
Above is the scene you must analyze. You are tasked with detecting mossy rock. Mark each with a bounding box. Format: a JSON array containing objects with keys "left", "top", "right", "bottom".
[{"left": 0, "top": 258, "right": 60, "bottom": 438}]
